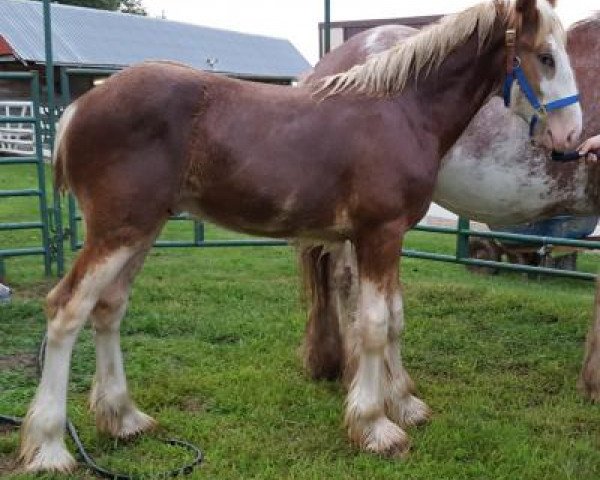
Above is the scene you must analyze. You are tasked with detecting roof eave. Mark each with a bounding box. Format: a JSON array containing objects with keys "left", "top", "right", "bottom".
[{"left": 27, "top": 61, "right": 298, "bottom": 83}]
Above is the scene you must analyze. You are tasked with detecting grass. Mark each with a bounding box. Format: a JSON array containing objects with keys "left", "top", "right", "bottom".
[{"left": 1, "top": 164, "right": 600, "bottom": 479}]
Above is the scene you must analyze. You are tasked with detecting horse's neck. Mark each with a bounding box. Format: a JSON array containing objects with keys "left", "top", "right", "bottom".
[{"left": 408, "top": 26, "right": 506, "bottom": 157}]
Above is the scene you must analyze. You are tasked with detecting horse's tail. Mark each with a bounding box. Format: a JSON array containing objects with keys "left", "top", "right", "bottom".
[
  {"left": 298, "top": 244, "right": 344, "bottom": 380},
  {"left": 52, "top": 102, "right": 78, "bottom": 193}
]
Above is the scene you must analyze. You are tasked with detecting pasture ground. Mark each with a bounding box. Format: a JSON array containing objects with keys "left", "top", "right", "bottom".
[{"left": 1, "top": 165, "right": 600, "bottom": 479}]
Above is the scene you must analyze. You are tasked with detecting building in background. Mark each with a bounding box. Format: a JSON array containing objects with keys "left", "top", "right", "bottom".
[
  {"left": 0, "top": 0, "right": 309, "bottom": 155},
  {"left": 318, "top": 15, "right": 441, "bottom": 57},
  {"left": 0, "top": 0, "right": 310, "bottom": 100}
]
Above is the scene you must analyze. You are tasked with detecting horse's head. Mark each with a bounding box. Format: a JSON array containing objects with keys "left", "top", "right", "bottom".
[{"left": 505, "top": 0, "right": 582, "bottom": 151}]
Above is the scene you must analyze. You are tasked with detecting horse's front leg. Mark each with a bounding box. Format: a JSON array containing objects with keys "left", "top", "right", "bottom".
[
  {"left": 344, "top": 223, "right": 410, "bottom": 456},
  {"left": 333, "top": 240, "right": 430, "bottom": 427},
  {"left": 383, "top": 281, "right": 431, "bottom": 427},
  {"left": 578, "top": 280, "right": 600, "bottom": 401}
]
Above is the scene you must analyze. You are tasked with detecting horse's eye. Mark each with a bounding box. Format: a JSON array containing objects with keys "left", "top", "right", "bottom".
[{"left": 538, "top": 53, "right": 555, "bottom": 68}]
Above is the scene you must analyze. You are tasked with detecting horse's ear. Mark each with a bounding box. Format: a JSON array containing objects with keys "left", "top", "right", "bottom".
[
  {"left": 546, "top": 0, "right": 557, "bottom": 8},
  {"left": 516, "top": 0, "right": 537, "bottom": 16},
  {"left": 516, "top": 0, "right": 540, "bottom": 41}
]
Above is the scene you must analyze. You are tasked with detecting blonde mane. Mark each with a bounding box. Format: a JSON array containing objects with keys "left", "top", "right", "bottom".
[{"left": 315, "top": 0, "right": 563, "bottom": 98}]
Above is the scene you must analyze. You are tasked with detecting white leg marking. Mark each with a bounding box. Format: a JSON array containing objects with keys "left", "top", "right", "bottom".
[
  {"left": 384, "top": 292, "right": 431, "bottom": 427},
  {"left": 345, "top": 281, "right": 409, "bottom": 456},
  {"left": 91, "top": 299, "right": 156, "bottom": 437},
  {"left": 20, "top": 248, "right": 133, "bottom": 472}
]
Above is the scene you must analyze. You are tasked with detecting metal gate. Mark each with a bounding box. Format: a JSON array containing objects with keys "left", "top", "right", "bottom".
[{"left": 0, "top": 71, "right": 54, "bottom": 280}]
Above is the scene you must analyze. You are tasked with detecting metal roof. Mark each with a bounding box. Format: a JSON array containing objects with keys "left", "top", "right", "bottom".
[{"left": 0, "top": 0, "right": 311, "bottom": 79}]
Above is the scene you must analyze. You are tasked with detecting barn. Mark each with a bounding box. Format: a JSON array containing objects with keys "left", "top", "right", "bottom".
[
  {"left": 0, "top": 0, "right": 311, "bottom": 99},
  {"left": 0, "top": 0, "right": 310, "bottom": 155}
]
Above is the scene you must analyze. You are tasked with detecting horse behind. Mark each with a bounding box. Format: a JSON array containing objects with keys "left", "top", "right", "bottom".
[
  {"left": 18, "top": 0, "right": 580, "bottom": 472},
  {"left": 301, "top": 11, "right": 600, "bottom": 400}
]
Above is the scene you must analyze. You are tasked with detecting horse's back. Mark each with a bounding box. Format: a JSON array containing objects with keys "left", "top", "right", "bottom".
[
  {"left": 58, "top": 62, "right": 211, "bottom": 236},
  {"left": 64, "top": 61, "right": 207, "bottom": 158}
]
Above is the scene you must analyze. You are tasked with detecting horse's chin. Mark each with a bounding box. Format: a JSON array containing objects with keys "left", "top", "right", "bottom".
[{"left": 529, "top": 135, "right": 555, "bottom": 153}]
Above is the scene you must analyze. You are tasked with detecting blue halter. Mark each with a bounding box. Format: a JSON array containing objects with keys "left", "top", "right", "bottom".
[{"left": 503, "top": 57, "right": 580, "bottom": 137}]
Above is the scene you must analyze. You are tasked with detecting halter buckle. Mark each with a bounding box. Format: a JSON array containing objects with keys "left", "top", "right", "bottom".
[
  {"left": 505, "top": 29, "right": 517, "bottom": 47},
  {"left": 505, "top": 29, "right": 517, "bottom": 78}
]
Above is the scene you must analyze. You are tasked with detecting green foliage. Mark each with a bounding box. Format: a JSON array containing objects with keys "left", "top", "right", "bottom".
[
  {"left": 29, "top": 0, "right": 147, "bottom": 15},
  {"left": 47, "top": 0, "right": 120, "bottom": 10},
  {"left": 119, "top": 0, "right": 146, "bottom": 15}
]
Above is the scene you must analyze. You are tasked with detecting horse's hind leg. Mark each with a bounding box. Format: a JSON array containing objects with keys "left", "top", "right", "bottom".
[
  {"left": 19, "top": 243, "right": 140, "bottom": 472},
  {"left": 90, "top": 245, "right": 157, "bottom": 437},
  {"left": 301, "top": 244, "right": 344, "bottom": 380},
  {"left": 578, "top": 280, "right": 600, "bottom": 401}
]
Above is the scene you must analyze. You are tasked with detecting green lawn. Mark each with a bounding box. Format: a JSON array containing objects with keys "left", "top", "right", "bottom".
[{"left": 1, "top": 164, "right": 600, "bottom": 479}]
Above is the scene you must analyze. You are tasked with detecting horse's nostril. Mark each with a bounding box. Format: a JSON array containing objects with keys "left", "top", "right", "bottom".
[{"left": 566, "top": 129, "right": 577, "bottom": 145}]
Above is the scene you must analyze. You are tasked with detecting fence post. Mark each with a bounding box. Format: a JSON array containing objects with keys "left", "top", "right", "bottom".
[
  {"left": 0, "top": 257, "right": 5, "bottom": 283},
  {"left": 31, "top": 73, "right": 53, "bottom": 276},
  {"left": 456, "top": 216, "right": 470, "bottom": 261},
  {"left": 43, "top": 0, "right": 65, "bottom": 276},
  {"left": 194, "top": 221, "right": 205, "bottom": 246},
  {"left": 59, "top": 68, "right": 81, "bottom": 254},
  {"left": 323, "top": 0, "right": 331, "bottom": 56}
]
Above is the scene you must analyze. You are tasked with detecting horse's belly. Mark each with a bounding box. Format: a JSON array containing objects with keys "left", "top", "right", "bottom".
[
  {"left": 432, "top": 149, "right": 576, "bottom": 226},
  {"left": 176, "top": 191, "right": 348, "bottom": 241}
]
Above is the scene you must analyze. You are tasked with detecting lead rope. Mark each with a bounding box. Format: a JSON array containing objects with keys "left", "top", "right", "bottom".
[{"left": 0, "top": 334, "right": 203, "bottom": 478}]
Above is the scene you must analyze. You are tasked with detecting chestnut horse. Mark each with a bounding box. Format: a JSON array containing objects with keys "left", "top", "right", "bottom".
[
  {"left": 300, "top": 12, "right": 600, "bottom": 400},
  {"left": 20, "top": 0, "right": 580, "bottom": 472}
]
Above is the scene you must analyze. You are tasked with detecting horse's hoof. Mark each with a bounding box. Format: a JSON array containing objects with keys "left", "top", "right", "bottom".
[
  {"left": 20, "top": 439, "right": 76, "bottom": 473},
  {"left": 95, "top": 399, "right": 157, "bottom": 438},
  {"left": 353, "top": 417, "right": 410, "bottom": 458},
  {"left": 117, "top": 408, "right": 157, "bottom": 438},
  {"left": 578, "top": 375, "right": 600, "bottom": 402},
  {"left": 387, "top": 394, "right": 432, "bottom": 428}
]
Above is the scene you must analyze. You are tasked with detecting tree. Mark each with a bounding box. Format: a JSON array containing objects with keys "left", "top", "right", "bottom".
[
  {"left": 50, "top": 0, "right": 120, "bottom": 10},
  {"left": 120, "top": 0, "right": 146, "bottom": 15},
  {"left": 31, "top": 0, "right": 147, "bottom": 15}
]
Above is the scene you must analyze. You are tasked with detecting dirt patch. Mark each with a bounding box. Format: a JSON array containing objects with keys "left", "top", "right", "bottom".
[
  {"left": 8, "top": 278, "right": 56, "bottom": 302},
  {"left": 0, "top": 453, "right": 18, "bottom": 476},
  {"left": 180, "top": 397, "right": 212, "bottom": 413},
  {"left": 0, "top": 459, "right": 18, "bottom": 476},
  {"left": 0, "top": 353, "right": 36, "bottom": 371}
]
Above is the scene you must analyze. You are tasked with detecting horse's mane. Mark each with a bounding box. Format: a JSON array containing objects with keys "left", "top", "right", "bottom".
[{"left": 315, "top": 0, "right": 563, "bottom": 98}]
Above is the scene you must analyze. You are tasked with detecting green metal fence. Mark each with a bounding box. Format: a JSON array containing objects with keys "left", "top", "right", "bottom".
[
  {"left": 0, "top": 71, "right": 54, "bottom": 279},
  {"left": 411, "top": 220, "right": 598, "bottom": 281}
]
